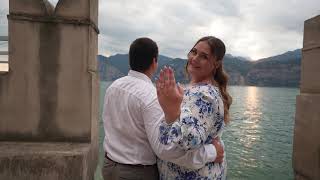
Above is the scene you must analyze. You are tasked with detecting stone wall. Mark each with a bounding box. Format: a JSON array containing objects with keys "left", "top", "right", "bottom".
[
  {"left": 293, "top": 15, "right": 320, "bottom": 180},
  {"left": 0, "top": 0, "right": 99, "bottom": 179}
]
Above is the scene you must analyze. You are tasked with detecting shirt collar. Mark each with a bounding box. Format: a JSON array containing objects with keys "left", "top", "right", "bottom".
[{"left": 128, "top": 70, "right": 153, "bottom": 84}]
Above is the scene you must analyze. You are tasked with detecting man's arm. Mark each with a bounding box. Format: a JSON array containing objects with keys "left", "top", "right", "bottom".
[{"left": 142, "top": 98, "right": 223, "bottom": 169}]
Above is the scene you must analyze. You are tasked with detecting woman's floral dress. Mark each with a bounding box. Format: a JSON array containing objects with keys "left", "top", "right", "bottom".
[{"left": 158, "top": 83, "right": 226, "bottom": 180}]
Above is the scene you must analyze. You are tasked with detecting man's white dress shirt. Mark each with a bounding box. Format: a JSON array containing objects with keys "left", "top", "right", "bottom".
[{"left": 103, "top": 70, "right": 217, "bottom": 169}]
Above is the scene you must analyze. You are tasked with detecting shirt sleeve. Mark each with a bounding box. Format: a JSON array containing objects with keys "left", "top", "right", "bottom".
[
  {"left": 159, "top": 85, "right": 223, "bottom": 151},
  {"left": 142, "top": 94, "right": 217, "bottom": 170}
]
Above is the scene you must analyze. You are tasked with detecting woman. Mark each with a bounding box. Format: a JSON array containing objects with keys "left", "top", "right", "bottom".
[{"left": 156, "top": 36, "right": 232, "bottom": 179}]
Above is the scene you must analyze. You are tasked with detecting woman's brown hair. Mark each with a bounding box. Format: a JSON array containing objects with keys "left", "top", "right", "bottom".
[{"left": 186, "top": 36, "right": 232, "bottom": 123}]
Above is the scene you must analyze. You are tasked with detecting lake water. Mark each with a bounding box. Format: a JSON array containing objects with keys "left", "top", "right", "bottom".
[{"left": 95, "top": 81, "right": 298, "bottom": 180}]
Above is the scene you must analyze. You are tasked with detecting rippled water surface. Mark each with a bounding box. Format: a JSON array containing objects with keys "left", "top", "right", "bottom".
[
  {"left": 95, "top": 82, "right": 299, "bottom": 180},
  {"left": 224, "top": 86, "right": 298, "bottom": 180}
]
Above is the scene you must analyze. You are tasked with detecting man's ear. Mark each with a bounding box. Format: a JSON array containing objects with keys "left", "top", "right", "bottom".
[
  {"left": 153, "top": 57, "right": 157, "bottom": 64},
  {"left": 153, "top": 57, "right": 158, "bottom": 66},
  {"left": 152, "top": 57, "right": 158, "bottom": 70}
]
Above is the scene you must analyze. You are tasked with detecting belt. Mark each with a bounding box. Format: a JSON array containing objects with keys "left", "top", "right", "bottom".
[{"left": 104, "top": 153, "right": 156, "bottom": 168}]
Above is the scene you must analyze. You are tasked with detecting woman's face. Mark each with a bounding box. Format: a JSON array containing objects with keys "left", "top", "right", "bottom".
[{"left": 187, "top": 41, "right": 216, "bottom": 83}]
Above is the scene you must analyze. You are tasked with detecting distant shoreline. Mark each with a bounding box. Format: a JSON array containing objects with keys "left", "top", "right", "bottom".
[{"left": 100, "top": 80, "right": 299, "bottom": 89}]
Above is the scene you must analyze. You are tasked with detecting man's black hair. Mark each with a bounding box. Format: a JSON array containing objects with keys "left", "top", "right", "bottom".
[{"left": 129, "top": 37, "right": 158, "bottom": 72}]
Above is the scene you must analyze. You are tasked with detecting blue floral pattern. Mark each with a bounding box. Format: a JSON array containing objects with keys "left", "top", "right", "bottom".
[{"left": 158, "top": 84, "right": 226, "bottom": 180}]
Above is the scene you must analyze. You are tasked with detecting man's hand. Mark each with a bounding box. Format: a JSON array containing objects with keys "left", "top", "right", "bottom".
[{"left": 212, "top": 138, "right": 224, "bottom": 163}]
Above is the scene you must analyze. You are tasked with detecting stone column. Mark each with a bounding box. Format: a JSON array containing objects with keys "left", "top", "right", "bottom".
[
  {"left": 293, "top": 15, "right": 320, "bottom": 180},
  {"left": 0, "top": 0, "right": 99, "bottom": 179}
]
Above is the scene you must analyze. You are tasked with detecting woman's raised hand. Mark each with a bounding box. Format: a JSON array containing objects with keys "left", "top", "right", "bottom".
[{"left": 156, "top": 66, "right": 184, "bottom": 124}]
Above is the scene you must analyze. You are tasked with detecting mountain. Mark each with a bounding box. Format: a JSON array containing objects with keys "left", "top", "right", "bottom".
[
  {"left": 246, "top": 49, "right": 301, "bottom": 87},
  {"left": 223, "top": 55, "right": 252, "bottom": 85},
  {"left": 97, "top": 55, "right": 124, "bottom": 81},
  {"left": 97, "top": 49, "right": 302, "bottom": 87}
]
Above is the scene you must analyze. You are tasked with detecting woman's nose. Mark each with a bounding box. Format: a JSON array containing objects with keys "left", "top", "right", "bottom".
[{"left": 191, "top": 54, "right": 200, "bottom": 62}]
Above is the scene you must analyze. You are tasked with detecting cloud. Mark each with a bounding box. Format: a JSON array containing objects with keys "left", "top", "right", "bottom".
[
  {"left": 0, "top": 0, "right": 319, "bottom": 60},
  {"left": 98, "top": 0, "right": 320, "bottom": 60}
]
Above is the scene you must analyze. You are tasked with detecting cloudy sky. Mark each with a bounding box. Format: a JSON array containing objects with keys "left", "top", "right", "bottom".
[{"left": 1, "top": 0, "right": 320, "bottom": 60}]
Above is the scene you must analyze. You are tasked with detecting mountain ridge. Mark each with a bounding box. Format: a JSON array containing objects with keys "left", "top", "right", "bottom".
[{"left": 98, "top": 49, "right": 301, "bottom": 87}]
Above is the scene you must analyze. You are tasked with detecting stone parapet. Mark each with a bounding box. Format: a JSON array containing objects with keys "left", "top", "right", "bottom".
[
  {"left": 0, "top": 142, "right": 94, "bottom": 180},
  {"left": 293, "top": 14, "right": 320, "bottom": 180},
  {"left": 293, "top": 94, "right": 320, "bottom": 179},
  {"left": 0, "top": 0, "right": 99, "bottom": 179}
]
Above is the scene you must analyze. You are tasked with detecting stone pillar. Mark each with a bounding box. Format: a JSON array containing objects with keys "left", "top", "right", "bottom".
[
  {"left": 0, "top": 0, "right": 99, "bottom": 179},
  {"left": 293, "top": 15, "right": 320, "bottom": 180}
]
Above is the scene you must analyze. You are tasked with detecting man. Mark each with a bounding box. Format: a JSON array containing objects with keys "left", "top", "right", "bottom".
[{"left": 102, "top": 37, "right": 224, "bottom": 180}]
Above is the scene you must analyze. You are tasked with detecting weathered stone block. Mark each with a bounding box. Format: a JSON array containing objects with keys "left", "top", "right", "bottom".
[
  {"left": 0, "top": 20, "right": 42, "bottom": 141},
  {"left": 10, "top": 0, "right": 52, "bottom": 16},
  {"left": 0, "top": 21, "right": 95, "bottom": 142},
  {"left": 2, "top": 1, "right": 99, "bottom": 179},
  {"left": 303, "top": 15, "right": 320, "bottom": 50},
  {"left": 55, "top": 0, "right": 99, "bottom": 25},
  {"left": 0, "top": 142, "right": 96, "bottom": 180},
  {"left": 301, "top": 48, "right": 320, "bottom": 93},
  {"left": 293, "top": 94, "right": 320, "bottom": 180}
]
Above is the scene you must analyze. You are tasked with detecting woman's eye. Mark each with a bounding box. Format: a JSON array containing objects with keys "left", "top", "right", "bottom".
[
  {"left": 190, "top": 49, "right": 197, "bottom": 54},
  {"left": 199, "top": 54, "right": 207, "bottom": 60}
]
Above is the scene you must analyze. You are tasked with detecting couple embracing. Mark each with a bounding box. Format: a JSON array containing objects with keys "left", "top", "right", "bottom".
[{"left": 102, "top": 36, "right": 232, "bottom": 180}]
